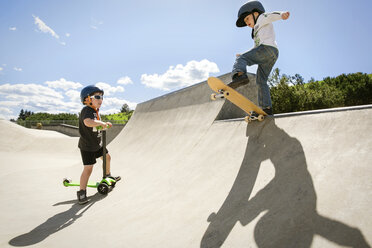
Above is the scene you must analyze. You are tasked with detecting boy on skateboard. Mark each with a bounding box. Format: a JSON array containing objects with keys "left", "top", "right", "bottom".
[
  {"left": 229, "top": 0, "right": 290, "bottom": 115},
  {"left": 77, "top": 85, "right": 120, "bottom": 204}
]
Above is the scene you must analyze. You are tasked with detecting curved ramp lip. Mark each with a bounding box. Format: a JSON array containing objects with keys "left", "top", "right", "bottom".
[
  {"left": 138, "top": 72, "right": 256, "bottom": 106},
  {"left": 214, "top": 104, "right": 372, "bottom": 122}
]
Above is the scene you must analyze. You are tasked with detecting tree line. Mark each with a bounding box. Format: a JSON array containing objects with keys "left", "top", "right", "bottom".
[
  {"left": 269, "top": 69, "right": 372, "bottom": 114},
  {"left": 15, "top": 104, "right": 133, "bottom": 126}
]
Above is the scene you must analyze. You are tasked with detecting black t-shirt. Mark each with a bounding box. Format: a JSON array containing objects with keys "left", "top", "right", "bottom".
[{"left": 78, "top": 106, "right": 102, "bottom": 151}]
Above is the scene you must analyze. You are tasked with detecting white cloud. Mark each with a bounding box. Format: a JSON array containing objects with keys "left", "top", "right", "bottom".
[
  {"left": 14, "top": 67, "right": 23, "bottom": 72},
  {"left": 65, "top": 33, "right": 71, "bottom": 37},
  {"left": 33, "top": 15, "right": 66, "bottom": 45},
  {"left": 0, "top": 107, "right": 13, "bottom": 114},
  {"left": 141, "top": 59, "right": 220, "bottom": 91},
  {"left": 90, "top": 18, "right": 103, "bottom": 30},
  {"left": 65, "top": 90, "right": 81, "bottom": 102},
  {"left": 0, "top": 83, "right": 63, "bottom": 99},
  {"left": 0, "top": 67, "right": 3, "bottom": 71},
  {"left": 0, "top": 107, "right": 14, "bottom": 120},
  {"left": 0, "top": 79, "right": 137, "bottom": 120},
  {"left": 117, "top": 76, "right": 133, "bottom": 85},
  {"left": 100, "top": 97, "right": 137, "bottom": 115},
  {"left": 45, "top": 78, "right": 83, "bottom": 91},
  {"left": 95, "top": 82, "right": 124, "bottom": 96},
  {"left": 0, "top": 83, "right": 70, "bottom": 118},
  {"left": 33, "top": 15, "right": 59, "bottom": 39},
  {"left": 1, "top": 85, "right": 64, "bottom": 115},
  {"left": 9, "top": 27, "right": 17, "bottom": 31}
]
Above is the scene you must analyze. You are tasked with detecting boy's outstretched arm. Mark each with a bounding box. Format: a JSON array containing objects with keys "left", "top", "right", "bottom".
[{"left": 258, "top": 11, "right": 290, "bottom": 26}]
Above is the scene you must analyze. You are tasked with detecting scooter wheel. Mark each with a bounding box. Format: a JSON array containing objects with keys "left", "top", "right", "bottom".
[
  {"left": 63, "top": 178, "right": 71, "bottom": 187},
  {"left": 97, "top": 183, "right": 109, "bottom": 195}
]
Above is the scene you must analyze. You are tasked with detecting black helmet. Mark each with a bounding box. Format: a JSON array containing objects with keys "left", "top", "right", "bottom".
[
  {"left": 236, "top": 0, "right": 265, "bottom": 27},
  {"left": 80, "top": 85, "right": 104, "bottom": 104}
]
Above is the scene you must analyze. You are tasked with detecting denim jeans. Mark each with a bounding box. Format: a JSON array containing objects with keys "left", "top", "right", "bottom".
[{"left": 232, "top": 45, "right": 279, "bottom": 109}]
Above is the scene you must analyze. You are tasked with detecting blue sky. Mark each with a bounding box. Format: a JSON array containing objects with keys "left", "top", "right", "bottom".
[{"left": 1, "top": 0, "right": 371, "bottom": 120}]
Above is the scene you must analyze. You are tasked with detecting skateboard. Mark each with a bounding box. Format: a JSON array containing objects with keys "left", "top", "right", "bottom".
[
  {"left": 207, "top": 77, "right": 267, "bottom": 122},
  {"left": 63, "top": 127, "right": 120, "bottom": 195}
]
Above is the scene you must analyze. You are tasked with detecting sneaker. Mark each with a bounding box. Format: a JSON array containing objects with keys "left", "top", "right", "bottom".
[
  {"left": 228, "top": 72, "right": 248, "bottom": 89},
  {"left": 263, "top": 108, "right": 273, "bottom": 116},
  {"left": 77, "top": 190, "right": 89, "bottom": 205},
  {"left": 110, "top": 175, "right": 121, "bottom": 182},
  {"left": 105, "top": 174, "right": 121, "bottom": 182}
]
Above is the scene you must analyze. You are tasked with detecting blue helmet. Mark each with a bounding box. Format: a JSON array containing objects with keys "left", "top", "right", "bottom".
[
  {"left": 80, "top": 85, "right": 104, "bottom": 104},
  {"left": 236, "top": 0, "right": 265, "bottom": 27}
]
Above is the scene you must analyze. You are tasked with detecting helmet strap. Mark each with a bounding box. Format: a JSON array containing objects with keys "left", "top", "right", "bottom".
[
  {"left": 94, "top": 108, "right": 100, "bottom": 120},
  {"left": 84, "top": 96, "right": 99, "bottom": 112},
  {"left": 84, "top": 96, "right": 93, "bottom": 106},
  {"left": 85, "top": 98, "right": 100, "bottom": 118},
  {"left": 251, "top": 12, "right": 261, "bottom": 39},
  {"left": 88, "top": 103, "right": 100, "bottom": 116}
]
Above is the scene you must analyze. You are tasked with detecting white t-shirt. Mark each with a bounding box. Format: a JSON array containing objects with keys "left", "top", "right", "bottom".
[{"left": 253, "top": 12, "right": 284, "bottom": 48}]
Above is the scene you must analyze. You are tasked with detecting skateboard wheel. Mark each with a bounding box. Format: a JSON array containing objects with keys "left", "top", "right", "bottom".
[
  {"left": 258, "top": 115, "right": 264, "bottom": 121},
  {"left": 98, "top": 183, "right": 109, "bottom": 195},
  {"left": 210, "top": 93, "right": 217, "bottom": 101},
  {"left": 244, "top": 116, "right": 251, "bottom": 123},
  {"left": 63, "top": 178, "right": 71, "bottom": 187}
]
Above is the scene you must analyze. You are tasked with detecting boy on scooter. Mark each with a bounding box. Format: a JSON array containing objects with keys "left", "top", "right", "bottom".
[{"left": 77, "top": 85, "right": 120, "bottom": 204}]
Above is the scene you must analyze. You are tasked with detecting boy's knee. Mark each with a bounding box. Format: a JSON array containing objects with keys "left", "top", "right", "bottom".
[
  {"left": 106, "top": 153, "right": 111, "bottom": 161},
  {"left": 83, "top": 165, "right": 93, "bottom": 173}
]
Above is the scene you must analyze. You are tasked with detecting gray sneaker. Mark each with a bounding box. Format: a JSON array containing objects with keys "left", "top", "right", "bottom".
[
  {"left": 263, "top": 108, "right": 273, "bottom": 116},
  {"left": 109, "top": 175, "right": 121, "bottom": 182},
  {"left": 77, "top": 190, "right": 89, "bottom": 205},
  {"left": 228, "top": 73, "right": 249, "bottom": 89},
  {"left": 105, "top": 174, "right": 121, "bottom": 182}
]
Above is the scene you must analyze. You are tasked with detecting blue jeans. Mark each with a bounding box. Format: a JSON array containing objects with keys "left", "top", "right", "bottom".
[{"left": 232, "top": 45, "right": 279, "bottom": 109}]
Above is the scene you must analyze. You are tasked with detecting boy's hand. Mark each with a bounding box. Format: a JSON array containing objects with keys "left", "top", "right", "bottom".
[
  {"left": 282, "top": 11, "right": 290, "bottom": 20},
  {"left": 236, "top": 53, "right": 241, "bottom": 57},
  {"left": 101, "top": 122, "right": 112, "bottom": 130},
  {"left": 96, "top": 121, "right": 112, "bottom": 130}
]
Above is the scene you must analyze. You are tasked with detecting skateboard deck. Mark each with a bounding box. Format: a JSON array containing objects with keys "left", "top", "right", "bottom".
[{"left": 207, "top": 77, "right": 267, "bottom": 122}]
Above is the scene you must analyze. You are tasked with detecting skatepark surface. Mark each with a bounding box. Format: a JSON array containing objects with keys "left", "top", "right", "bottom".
[{"left": 1, "top": 74, "right": 371, "bottom": 248}]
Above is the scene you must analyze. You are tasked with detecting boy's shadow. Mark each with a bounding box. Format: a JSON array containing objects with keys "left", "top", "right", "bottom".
[
  {"left": 201, "top": 118, "right": 370, "bottom": 248},
  {"left": 9, "top": 193, "right": 106, "bottom": 247}
]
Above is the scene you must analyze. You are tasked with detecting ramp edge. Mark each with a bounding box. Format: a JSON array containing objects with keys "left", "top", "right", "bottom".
[{"left": 214, "top": 104, "right": 372, "bottom": 123}]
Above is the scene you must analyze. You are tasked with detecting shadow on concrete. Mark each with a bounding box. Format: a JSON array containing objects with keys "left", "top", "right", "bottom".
[
  {"left": 9, "top": 193, "right": 106, "bottom": 247},
  {"left": 201, "top": 118, "right": 370, "bottom": 248}
]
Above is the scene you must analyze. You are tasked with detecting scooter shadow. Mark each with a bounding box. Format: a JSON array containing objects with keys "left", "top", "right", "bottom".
[{"left": 9, "top": 193, "right": 106, "bottom": 247}]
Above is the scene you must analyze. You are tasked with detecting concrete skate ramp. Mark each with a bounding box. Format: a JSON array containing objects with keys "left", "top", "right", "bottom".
[{"left": 1, "top": 75, "right": 371, "bottom": 247}]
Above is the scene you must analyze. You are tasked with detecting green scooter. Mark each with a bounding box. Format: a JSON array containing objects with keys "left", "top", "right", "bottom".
[{"left": 63, "top": 127, "right": 117, "bottom": 195}]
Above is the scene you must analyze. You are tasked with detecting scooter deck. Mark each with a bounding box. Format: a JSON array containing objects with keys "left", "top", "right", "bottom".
[{"left": 63, "top": 179, "right": 100, "bottom": 188}]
